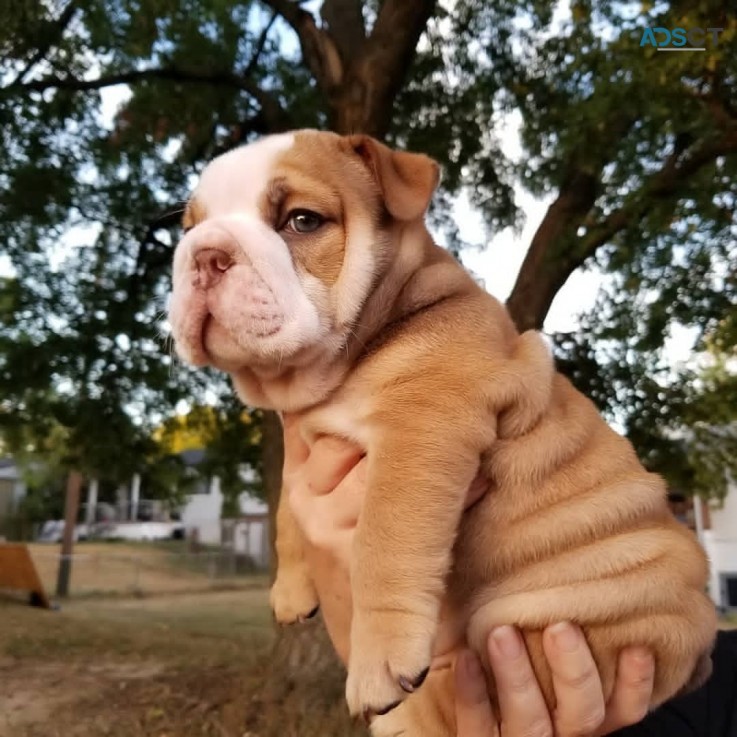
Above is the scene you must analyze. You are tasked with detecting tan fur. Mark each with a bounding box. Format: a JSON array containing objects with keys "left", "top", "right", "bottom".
[
  {"left": 169, "top": 130, "right": 717, "bottom": 737},
  {"left": 183, "top": 196, "right": 207, "bottom": 230}
]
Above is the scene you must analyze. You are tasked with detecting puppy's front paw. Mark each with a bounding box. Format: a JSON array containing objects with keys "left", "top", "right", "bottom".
[
  {"left": 346, "top": 610, "right": 433, "bottom": 720},
  {"left": 269, "top": 566, "right": 319, "bottom": 624}
]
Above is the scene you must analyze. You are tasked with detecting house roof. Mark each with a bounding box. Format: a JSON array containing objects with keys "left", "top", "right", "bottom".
[
  {"left": 0, "top": 458, "right": 20, "bottom": 481},
  {"left": 179, "top": 448, "right": 206, "bottom": 466}
]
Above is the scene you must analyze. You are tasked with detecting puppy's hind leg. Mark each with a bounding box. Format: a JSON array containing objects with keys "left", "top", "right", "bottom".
[{"left": 269, "top": 484, "right": 319, "bottom": 624}]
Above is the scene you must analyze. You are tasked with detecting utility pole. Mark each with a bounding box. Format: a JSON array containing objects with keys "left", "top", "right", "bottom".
[
  {"left": 56, "top": 470, "right": 83, "bottom": 598},
  {"left": 130, "top": 473, "right": 141, "bottom": 521}
]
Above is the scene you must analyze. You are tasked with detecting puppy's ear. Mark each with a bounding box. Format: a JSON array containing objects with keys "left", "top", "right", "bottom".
[{"left": 346, "top": 135, "right": 440, "bottom": 221}]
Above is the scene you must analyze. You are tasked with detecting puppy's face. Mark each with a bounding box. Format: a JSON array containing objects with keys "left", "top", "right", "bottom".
[{"left": 168, "top": 131, "right": 438, "bottom": 379}]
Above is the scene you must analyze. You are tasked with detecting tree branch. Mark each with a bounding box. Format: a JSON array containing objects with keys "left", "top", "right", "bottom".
[
  {"left": 506, "top": 111, "right": 636, "bottom": 330},
  {"left": 362, "top": 0, "right": 436, "bottom": 109},
  {"left": 507, "top": 127, "right": 737, "bottom": 331},
  {"left": 2, "top": 66, "right": 293, "bottom": 132},
  {"left": 11, "top": 1, "right": 79, "bottom": 85},
  {"left": 243, "top": 11, "right": 279, "bottom": 79},
  {"left": 7, "top": 66, "right": 251, "bottom": 94},
  {"left": 320, "top": 0, "right": 366, "bottom": 62},
  {"left": 578, "top": 130, "right": 737, "bottom": 257},
  {"left": 368, "top": 0, "right": 436, "bottom": 67},
  {"left": 259, "top": 0, "right": 342, "bottom": 89},
  {"left": 258, "top": 0, "right": 311, "bottom": 30}
]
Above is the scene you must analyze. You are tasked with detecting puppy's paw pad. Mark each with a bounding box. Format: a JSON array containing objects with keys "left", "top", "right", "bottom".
[{"left": 269, "top": 569, "right": 319, "bottom": 625}]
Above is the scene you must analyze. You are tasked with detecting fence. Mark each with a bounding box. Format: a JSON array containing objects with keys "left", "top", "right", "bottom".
[{"left": 27, "top": 543, "right": 268, "bottom": 599}]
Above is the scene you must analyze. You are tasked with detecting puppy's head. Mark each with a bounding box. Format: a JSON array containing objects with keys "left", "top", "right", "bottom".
[{"left": 168, "top": 130, "right": 438, "bottom": 392}]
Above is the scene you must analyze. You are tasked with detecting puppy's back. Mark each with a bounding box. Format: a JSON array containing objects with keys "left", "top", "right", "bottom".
[{"left": 454, "top": 333, "right": 716, "bottom": 709}]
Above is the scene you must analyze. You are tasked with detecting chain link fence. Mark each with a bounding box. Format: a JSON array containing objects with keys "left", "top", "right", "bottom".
[{"left": 28, "top": 544, "right": 268, "bottom": 598}]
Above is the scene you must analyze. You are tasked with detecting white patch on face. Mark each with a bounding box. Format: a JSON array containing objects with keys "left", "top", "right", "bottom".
[
  {"left": 169, "top": 133, "right": 332, "bottom": 370},
  {"left": 196, "top": 133, "right": 295, "bottom": 219},
  {"left": 334, "top": 219, "right": 379, "bottom": 328}
]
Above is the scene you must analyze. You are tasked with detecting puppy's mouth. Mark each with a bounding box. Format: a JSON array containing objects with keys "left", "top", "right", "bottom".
[
  {"left": 171, "top": 260, "right": 321, "bottom": 373},
  {"left": 169, "top": 217, "right": 330, "bottom": 375},
  {"left": 199, "top": 307, "right": 284, "bottom": 366},
  {"left": 191, "top": 282, "right": 286, "bottom": 366}
]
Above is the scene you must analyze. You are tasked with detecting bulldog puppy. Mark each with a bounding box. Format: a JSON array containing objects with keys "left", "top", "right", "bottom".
[{"left": 168, "top": 130, "right": 716, "bottom": 736}]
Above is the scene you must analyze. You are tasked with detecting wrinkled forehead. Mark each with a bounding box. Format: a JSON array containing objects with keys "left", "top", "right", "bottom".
[
  {"left": 187, "top": 130, "right": 362, "bottom": 223},
  {"left": 192, "top": 133, "right": 295, "bottom": 217}
]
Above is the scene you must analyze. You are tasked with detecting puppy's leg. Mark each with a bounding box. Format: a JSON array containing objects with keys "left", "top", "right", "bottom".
[
  {"left": 345, "top": 407, "right": 489, "bottom": 719},
  {"left": 269, "top": 484, "right": 319, "bottom": 624}
]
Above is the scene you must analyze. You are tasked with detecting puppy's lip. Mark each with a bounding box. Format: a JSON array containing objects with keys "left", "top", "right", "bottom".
[{"left": 200, "top": 310, "right": 287, "bottom": 369}]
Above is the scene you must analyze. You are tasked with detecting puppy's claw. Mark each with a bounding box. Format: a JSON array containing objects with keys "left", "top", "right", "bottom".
[
  {"left": 375, "top": 699, "right": 402, "bottom": 716},
  {"left": 399, "top": 666, "right": 429, "bottom": 693},
  {"left": 293, "top": 605, "right": 320, "bottom": 624},
  {"left": 346, "top": 610, "right": 434, "bottom": 718},
  {"left": 362, "top": 699, "right": 402, "bottom": 724}
]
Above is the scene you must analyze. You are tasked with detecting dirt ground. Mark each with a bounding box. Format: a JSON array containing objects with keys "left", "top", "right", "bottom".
[
  {"left": 2, "top": 583, "right": 730, "bottom": 737},
  {"left": 0, "top": 588, "right": 363, "bottom": 737}
]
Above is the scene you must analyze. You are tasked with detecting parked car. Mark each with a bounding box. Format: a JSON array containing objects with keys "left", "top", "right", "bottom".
[{"left": 36, "top": 520, "right": 88, "bottom": 543}]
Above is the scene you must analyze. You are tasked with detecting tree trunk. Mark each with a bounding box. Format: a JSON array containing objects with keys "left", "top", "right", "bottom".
[
  {"left": 261, "top": 409, "right": 364, "bottom": 734},
  {"left": 260, "top": 3, "right": 438, "bottom": 716},
  {"left": 504, "top": 170, "right": 599, "bottom": 331},
  {"left": 56, "top": 469, "right": 83, "bottom": 597}
]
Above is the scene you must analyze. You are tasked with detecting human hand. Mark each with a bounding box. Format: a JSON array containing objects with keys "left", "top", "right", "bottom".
[
  {"left": 455, "top": 623, "right": 655, "bottom": 737},
  {"left": 281, "top": 427, "right": 482, "bottom": 666}
]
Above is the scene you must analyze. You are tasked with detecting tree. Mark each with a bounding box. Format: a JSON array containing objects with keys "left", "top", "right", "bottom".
[
  {"left": 154, "top": 401, "right": 264, "bottom": 512},
  {"left": 1, "top": 0, "right": 736, "bottom": 728}
]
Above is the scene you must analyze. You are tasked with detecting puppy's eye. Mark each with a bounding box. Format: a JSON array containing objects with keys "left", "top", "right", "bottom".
[{"left": 284, "top": 209, "right": 325, "bottom": 234}]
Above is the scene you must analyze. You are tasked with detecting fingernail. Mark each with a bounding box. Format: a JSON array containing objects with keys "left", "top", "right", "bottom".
[
  {"left": 492, "top": 626, "right": 522, "bottom": 658},
  {"left": 549, "top": 622, "right": 580, "bottom": 652},
  {"left": 630, "top": 646, "right": 653, "bottom": 666}
]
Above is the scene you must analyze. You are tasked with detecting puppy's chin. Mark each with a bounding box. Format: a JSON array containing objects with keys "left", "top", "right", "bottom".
[{"left": 201, "top": 312, "right": 333, "bottom": 375}]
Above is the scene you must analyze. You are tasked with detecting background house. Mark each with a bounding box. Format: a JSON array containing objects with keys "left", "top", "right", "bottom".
[
  {"left": 668, "top": 485, "right": 737, "bottom": 612},
  {"left": 72, "top": 449, "right": 270, "bottom": 568},
  {"left": 178, "top": 452, "right": 269, "bottom": 567},
  {"left": 0, "top": 458, "right": 26, "bottom": 530},
  {"left": 700, "top": 481, "right": 737, "bottom": 611}
]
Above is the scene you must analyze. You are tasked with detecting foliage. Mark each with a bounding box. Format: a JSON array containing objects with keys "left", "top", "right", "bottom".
[
  {"left": 154, "top": 401, "right": 264, "bottom": 506},
  {"left": 0, "top": 0, "right": 735, "bottom": 501}
]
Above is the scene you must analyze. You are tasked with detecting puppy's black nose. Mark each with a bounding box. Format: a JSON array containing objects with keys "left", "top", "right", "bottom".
[{"left": 194, "top": 247, "right": 233, "bottom": 289}]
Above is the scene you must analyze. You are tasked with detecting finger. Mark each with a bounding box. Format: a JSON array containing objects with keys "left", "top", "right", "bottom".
[
  {"left": 454, "top": 650, "right": 500, "bottom": 737},
  {"left": 542, "top": 622, "right": 605, "bottom": 737},
  {"left": 487, "top": 626, "right": 552, "bottom": 737},
  {"left": 281, "top": 414, "right": 310, "bottom": 471},
  {"left": 304, "top": 436, "right": 364, "bottom": 495},
  {"left": 596, "top": 647, "right": 654, "bottom": 735},
  {"left": 330, "top": 456, "right": 367, "bottom": 511},
  {"left": 290, "top": 457, "right": 365, "bottom": 548}
]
